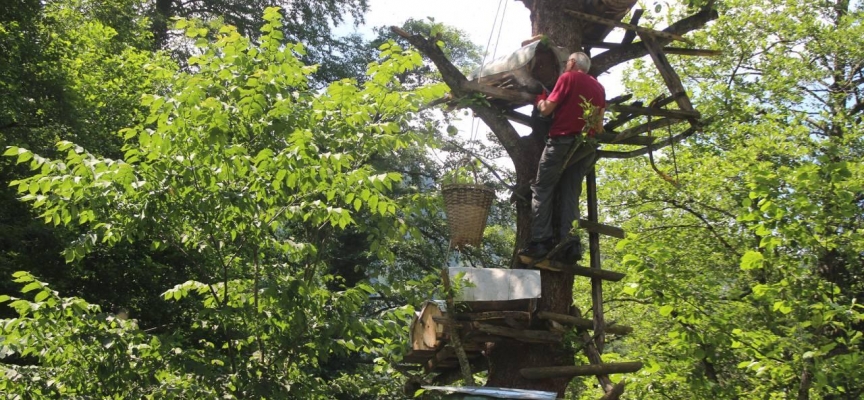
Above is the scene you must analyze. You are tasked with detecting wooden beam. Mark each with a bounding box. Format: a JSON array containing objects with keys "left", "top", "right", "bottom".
[
  {"left": 579, "top": 219, "right": 626, "bottom": 239},
  {"left": 537, "top": 312, "right": 633, "bottom": 335},
  {"left": 504, "top": 110, "right": 531, "bottom": 126},
  {"left": 585, "top": 41, "right": 721, "bottom": 56},
  {"left": 607, "top": 94, "right": 633, "bottom": 105},
  {"left": 638, "top": 32, "right": 696, "bottom": 113},
  {"left": 473, "top": 322, "right": 562, "bottom": 344},
  {"left": 621, "top": 9, "right": 643, "bottom": 45},
  {"left": 454, "top": 311, "right": 532, "bottom": 322},
  {"left": 611, "top": 117, "right": 681, "bottom": 144},
  {"left": 565, "top": 9, "right": 694, "bottom": 45},
  {"left": 518, "top": 255, "right": 626, "bottom": 281},
  {"left": 598, "top": 125, "right": 699, "bottom": 159},
  {"left": 520, "top": 362, "right": 644, "bottom": 379},
  {"left": 608, "top": 104, "right": 700, "bottom": 119},
  {"left": 663, "top": 47, "right": 721, "bottom": 57},
  {"left": 587, "top": 167, "right": 605, "bottom": 353},
  {"left": 595, "top": 132, "right": 657, "bottom": 146}
]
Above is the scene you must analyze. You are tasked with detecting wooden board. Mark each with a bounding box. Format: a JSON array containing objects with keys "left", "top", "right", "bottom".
[
  {"left": 578, "top": 219, "right": 626, "bottom": 239},
  {"left": 518, "top": 255, "right": 626, "bottom": 282},
  {"left": 410, "top": 301, "right": 445, "bottom": 353},
  {"left": 520, "top": 362, "right": 644, "bottom": 379}
]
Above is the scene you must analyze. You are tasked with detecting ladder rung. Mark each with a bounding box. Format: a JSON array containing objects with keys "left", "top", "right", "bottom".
[
  {"left": 520, "top": 362, "right": 643, "bottom": 379},
  {"left": 579, "top": 219, "right": 625, "bottom": 239},
  {"left": 519, "top": 255, "right": 626, "bottom": 281}
]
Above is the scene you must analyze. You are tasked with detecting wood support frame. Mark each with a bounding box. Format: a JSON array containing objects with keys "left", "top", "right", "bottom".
[
  {"left": 517, "top": 255, "right": 626, "bottom": 281},
  {"left": 520, "top": 362, "right": 644, "bottom": 379},
  {"left": 537, "top": 311, "right": 633, "bottom": 335},
  {"left": 565, "top": 9, "right": 694, "bottom": 45}
]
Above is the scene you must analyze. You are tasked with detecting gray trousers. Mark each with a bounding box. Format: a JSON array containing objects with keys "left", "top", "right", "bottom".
[{"left": 530, "top": 136, "right": 596, "bottom": 243}]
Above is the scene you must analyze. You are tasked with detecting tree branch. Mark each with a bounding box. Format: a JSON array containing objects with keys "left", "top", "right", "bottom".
[{"left": 391, "top": 27, "right": 524, "bottom": 161}]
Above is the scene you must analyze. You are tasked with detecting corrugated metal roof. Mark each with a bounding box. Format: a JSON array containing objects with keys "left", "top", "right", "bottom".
[{"left": 422, "top": 385, "right": 558, "bottom": 400}]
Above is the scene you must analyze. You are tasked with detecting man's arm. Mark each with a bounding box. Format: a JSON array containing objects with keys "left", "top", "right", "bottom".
[{"left": 537, "top": 99, "right": 558, "bottom": 116}]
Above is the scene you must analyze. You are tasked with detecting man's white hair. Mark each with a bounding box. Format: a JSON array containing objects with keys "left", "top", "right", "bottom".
[{"left": 570, "top": 52, "right": 591, "bottom": 72}]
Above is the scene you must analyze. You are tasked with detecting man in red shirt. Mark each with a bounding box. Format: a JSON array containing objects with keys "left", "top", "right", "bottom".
[{"left": 520, "top": 52, "right": 606, "bottom": 262}]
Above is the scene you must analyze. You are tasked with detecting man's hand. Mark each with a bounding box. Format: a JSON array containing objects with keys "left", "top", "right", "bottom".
[{"left": 534, "top": 89, "right": 548, "bottom": 107}]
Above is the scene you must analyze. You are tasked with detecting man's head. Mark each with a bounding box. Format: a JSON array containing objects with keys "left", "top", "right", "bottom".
[{"left": 566, "top": 52, "right": 591, "bottom": 73}]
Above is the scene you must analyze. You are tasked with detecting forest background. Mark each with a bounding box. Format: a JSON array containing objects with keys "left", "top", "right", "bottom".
[{"left": 0, "top": 0, "right": 862, "bottom": 398}]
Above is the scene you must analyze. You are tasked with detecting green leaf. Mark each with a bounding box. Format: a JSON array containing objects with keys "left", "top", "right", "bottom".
[
  {"left": 21, "top": 282, "right": 42, "bottom": 293},
  {"left": 34, "top": 291, "right": 50, "bottom": 302},
  {"left": 658, "top": 305, "right": 674, "bottom": 317},
  {"left": 740, "top": 251, "right": 764, "bottom": 270}
]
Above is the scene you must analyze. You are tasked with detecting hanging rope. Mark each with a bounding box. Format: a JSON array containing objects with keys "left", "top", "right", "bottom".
[
  {"left": 644, "top": 100, "right": 680, "bottom": 187},
  {"left": 470, "top": 0, "right": 508, "bottom": 143}
]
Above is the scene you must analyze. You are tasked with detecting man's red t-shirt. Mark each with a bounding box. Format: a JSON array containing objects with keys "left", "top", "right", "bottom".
[{"left": 546, "top": 70, "right": 606, "bottom": 137}]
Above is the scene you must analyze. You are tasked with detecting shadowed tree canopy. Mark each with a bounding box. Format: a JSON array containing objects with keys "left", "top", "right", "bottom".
[{"left": 149, "top": 0, "right": 370, "bottom": 82}]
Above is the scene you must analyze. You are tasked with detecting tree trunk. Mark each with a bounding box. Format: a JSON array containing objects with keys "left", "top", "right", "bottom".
[
  {"left": 151, "top": 0, "right": 174, "bottom": 49},
  {"left": 486, "top": 1, "right": 604, "bottom": 395}
]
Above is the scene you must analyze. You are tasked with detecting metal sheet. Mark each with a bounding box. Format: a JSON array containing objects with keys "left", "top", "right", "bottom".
[{"left": 422, "top": 385, "right": 557, "bottom": 400}]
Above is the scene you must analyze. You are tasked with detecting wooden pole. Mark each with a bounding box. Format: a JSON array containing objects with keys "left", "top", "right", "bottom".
[
  {"left": 638, "top": 32, "right": 696, "bottom": 114},
  {"left": 537, "top": 311, "right": 633, "bottom": 335},
  {"left": 586, "top": 167, "right": 605, "bottom": 353},
  {"left": 520, "top": 362, "right": 644, "bottom": 379},
  {"left": 440, "top": 269, "right": 474, "bottom": 385}
]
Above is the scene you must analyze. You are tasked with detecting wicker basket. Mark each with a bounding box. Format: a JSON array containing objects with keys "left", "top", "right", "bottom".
[{"left": 442, "top": 184, "right": 496, "bottom": 249}]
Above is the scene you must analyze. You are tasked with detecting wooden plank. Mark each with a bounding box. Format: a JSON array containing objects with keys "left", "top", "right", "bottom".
[
  {"left": 504, "top": 110, "right": 531, "bottom": 126},
  {"left": 584, "top": 41, "right": 721, "bottom": 56},
  {"left": 594, "top": 132, "right": 657, "bottom": 146},
  {"left": 565, "top": 9, "right": 694, "bottom": 45},
  {"left": 587, "top": 168, "right": 606, "bottom": 353},
  {"left": 578, "top": 219, "right": 626, "bottom": 239},
  {"left": 638, "top": 32, "right": 695, "bottom": 113},
  {"left": 518, "top": 255, "right": 626, "bottom": 281},
  {"left": 520, "top": 362, "right": 644, "bottom": 379},
  {"left": 598, "top": 125, "right": 699, "bottom": 159},
  {"left": 403, "top": 348, "right": 436, "bottom": 364},
  {"left": 507, "top": 111, "right": 658, "bottom": 146},
  {"left": 536, "top": 312, "right": 633, "bottom": 335},
  {"left": 473, "top": 322, "right": 562, "bottom": 344},
  {"left": 621, "top": 9, "right": 643, "bottom": 45},
  {"left": 611, "top": 117, "right": 681, "bottom": 144},
  {"left": 662, "top": 47, "right": 722, "bottom": 57},
  {"left": 607, "top": 104, "right": 700, "bottom": 119},
  {"left": 580, "top": 331, "right": 614, "bottom": 392},
  {"left": 462, "top": 333, "right": 504, "bottom": 344},
  {"left": 454, "top": 311, "right": 532, "bottom": 322},
  {"left": 606, "top": 94, "right": 633, "bottom": 105},
  {"left": 425, "top": 344, "right": 483, "bottom": 373}
]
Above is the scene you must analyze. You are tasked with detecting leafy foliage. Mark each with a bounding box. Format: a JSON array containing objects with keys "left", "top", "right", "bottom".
[
  {"left": 569, "top": 0, "right": 864, "bottom": 398},
  {"left": 1, "top": 7, "right": 454, "bottom": 398}
]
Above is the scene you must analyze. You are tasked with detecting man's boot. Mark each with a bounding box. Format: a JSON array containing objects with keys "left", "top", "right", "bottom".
[
  {"left": 554, "top": 238, "right": 583, "bottom": 264},
  {"left": 518, "top": 238, "right": 555, "bottom": 259}
]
